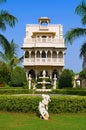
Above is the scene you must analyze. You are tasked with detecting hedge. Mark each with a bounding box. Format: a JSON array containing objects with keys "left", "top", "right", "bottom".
[
  {"left": 0, "top": 88, "right": 86, "bottom": 96},
  {"left": 0, "top": 89, "right": 32, "bottom": 94},
  {"left": 51, "top": 89, "right": 86, "bottom": 96},
  {"left": 0, "top": 95, "right": 86, "bottom": 113}
]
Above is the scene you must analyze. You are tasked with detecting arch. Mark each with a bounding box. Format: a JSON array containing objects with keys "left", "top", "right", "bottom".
[
  {"left": 25, "top": 51, "right": 29, "bottom": 58},
  {"left": 37, "top": 51, "right": 40, "bottom": 58},
  {"left": 47, "top": 50, "right": 51, "bottom": 58},
  {"left": 58, "top": 51, "right": 63, "bottom": 58},
  {"left": 52, "top": 69, "right": 58, "bottom": 79},
  {"left": 42, "top": 51, "right": 46, "bottom": 58},
  {"left": 31, "top": 51, "right": 35, "bottom": 58},
  {"left": 42, "top": 36, "right": 47, "bottom": 38},
  {"left": 41, "top": 22, "right": 48, "bottom": 26},
  {"left": 52, "top": 51, "right": 57, "bottom": 58},
  {"left": 28, "top": 69, "right": 36, "bottom": 79}
]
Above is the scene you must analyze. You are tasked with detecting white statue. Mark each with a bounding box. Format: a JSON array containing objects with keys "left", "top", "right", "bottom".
[{"left": 38, "top": 94, "right": 51, "bottom": 120}]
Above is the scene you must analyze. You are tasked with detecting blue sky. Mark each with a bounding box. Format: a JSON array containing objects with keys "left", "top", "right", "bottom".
[{"left": 0, "top": 0, "right": 84, "bottom": 73}]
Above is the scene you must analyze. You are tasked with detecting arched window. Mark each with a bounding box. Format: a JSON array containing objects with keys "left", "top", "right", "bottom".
[
  {"left": 42, "top": 36, "right": 47, "bottom": 38},
  {"left": 58, "top": 51, "right": 63, "bottom": 58},
  {"left": 52, "top": 51, "right": 57, "bottom": 58},
  {"left": 42, "top": 36, "right": 47, "bottom": 42},
  {"left": 47, "top": 51, "right": 51, "bottom": 58},
  {"left": 31, "top": 51, "right": 35, "bottom": 58},
  {"left": 25, "top": 51, "right": 29, "bottom": 58},
  {"left": 37, "top": 51, "right": 40, "bottom": 58},
  {"left": 28, "top": 69, "right": 36, "bottom": 79},
  {"left": 52, "top": 70, "right": 58, "bottom": 79},
  {"left": 42, "top": 51, "right": 46, "bottom": 58}
]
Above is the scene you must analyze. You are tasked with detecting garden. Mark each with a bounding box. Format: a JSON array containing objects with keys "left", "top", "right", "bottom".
[{"left": 0, "top": 0, "right": 86, "bottom": 129}]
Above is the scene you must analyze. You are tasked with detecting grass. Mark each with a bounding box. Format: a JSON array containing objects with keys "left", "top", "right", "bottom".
[{"left": 0, "top": 112, "right": 86, "bottom": 130}]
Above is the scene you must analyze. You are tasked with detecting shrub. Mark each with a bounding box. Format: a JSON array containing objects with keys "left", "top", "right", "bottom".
[
  {"left": 0, "top": 62, "right": 10, "bottom": 84},
  {"left": 79, "top": 68, "right": 86, "bottom": 79},
  {"left": 0, "top": 95, "right": 86, "bottom": 113},
  {"left": 10, "top": 66, "right": 27, "bottom": 87},
  {"left": 58, "top": 69, "right": 74, "bottom": 89}
]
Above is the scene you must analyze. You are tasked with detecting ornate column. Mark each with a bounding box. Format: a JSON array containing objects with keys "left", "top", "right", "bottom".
[
  {"left": 29, "top": 51, "right": 31, "bottom": 62},
  {"left": 50, "top": 50, "right": 52, "bottom": 63},
  {"left": 40, "top": 50, "right": 42, "bottom": 62},
  {"left": 57, "top": 51, "right": 58, "bottom": 63},
  {"left": 28, "top": 74, "right": 32, "bottom": 89},
  {"left": 35, "top": 50, "right": 37, "bottom": 64},
  {"left": 26, "top": 70, "right": 28, "bottom": 79},
  {"left": 49, "top": 70, "right": 52, "bottom": 80},
  {"left": 53, "top": 74, "right": 57, "bottom": 89},
  {"left": 45, "top": 50, "right": 48, "bottom": 63}
]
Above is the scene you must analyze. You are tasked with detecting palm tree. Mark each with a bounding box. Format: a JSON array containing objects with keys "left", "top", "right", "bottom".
[
  {"left": 0, "top": 0, "right": 17, "bottom": 44},
  {"left": 65, "top": 0, "right": 86, "bottom": 44},
  {"left": 0, "top": 38, "right": 23, "bottom": 70},
  {"left": 65, "top": 0, "right": 86, "bottom": 69},
  {"left": 80, "top": 42, "right": 86, "bottom": 69}
]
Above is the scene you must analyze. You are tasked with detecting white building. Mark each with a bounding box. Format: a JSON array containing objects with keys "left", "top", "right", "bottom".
[{"left": 22, "top": 17, "right": 66, "bottom": 80}]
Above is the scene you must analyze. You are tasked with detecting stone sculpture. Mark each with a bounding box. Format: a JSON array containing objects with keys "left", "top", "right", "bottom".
[{"left": 38, "top": 94, "right": 51, "bottom": 120}]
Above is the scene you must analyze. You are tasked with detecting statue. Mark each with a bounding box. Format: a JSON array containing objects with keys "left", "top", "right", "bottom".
[{"left": 38, "top": 94, "right": 51, "bottom": 120}]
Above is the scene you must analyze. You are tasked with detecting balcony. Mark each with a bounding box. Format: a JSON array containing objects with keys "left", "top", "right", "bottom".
[
  {"left": 23, "top": 38, "right": 65, "bottom": 48},
  {"left": 24, "top": 58, "right": 64, "bottom": 66}
]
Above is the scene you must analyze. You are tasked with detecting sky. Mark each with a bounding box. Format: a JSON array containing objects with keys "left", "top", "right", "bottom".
[{"left": 0, "top": 0, "right": 85, "bottom": 73}]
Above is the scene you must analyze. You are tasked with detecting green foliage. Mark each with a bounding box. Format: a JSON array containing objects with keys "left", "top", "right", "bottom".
[
  {"left": 79, "top": 68, "right": 86, "bottom": 79},
  {"left": 49, "top": 96, "right": 86, "bottom": 113},
  {"left": 0, "top": 89, "right": 33, "bottom": 94},
  {"left": 0, "top": 86, "right": 86, "bottom": 96},
  {"left": 51, "top": 88, "right": 86, "bottom": 96},
  {"left": 10, "top": 66, "right": 27, "bottom": 87},
  {"left": 0, "top": 95, "right": 41, "bottom": 112},
  {"left": 0, "top": 62, "right": 10, "bottom": 83},
  {"left": 58, "top": 69, "right": 74, "bottom": 88},
  {"left": 0, "top": 95, "right": 86, "bottom": 113}
]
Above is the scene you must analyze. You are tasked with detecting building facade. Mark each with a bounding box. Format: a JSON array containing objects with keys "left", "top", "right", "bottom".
[{"left": 22, "top": 17, "right": 66, "bottom": 80}]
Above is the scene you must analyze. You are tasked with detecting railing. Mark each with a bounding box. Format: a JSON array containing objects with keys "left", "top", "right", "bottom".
[
  {"left": 24, "top": 38, "right": 64, "bottom": 43},
  {"left": 24, "top": 58, "right": 64, "bottom": 66},
  {"left": 23, "top": 38, "right": 65, "bottom": 48}
]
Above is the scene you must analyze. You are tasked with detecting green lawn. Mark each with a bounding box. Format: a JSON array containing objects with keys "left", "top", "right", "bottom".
[{"left": 0, "top": 112, "right": 86, "bottom": 130}]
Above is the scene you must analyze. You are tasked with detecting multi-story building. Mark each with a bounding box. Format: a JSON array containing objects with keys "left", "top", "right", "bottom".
[{"left": 22, "top": 17, "right": 66, "bottom": 80}]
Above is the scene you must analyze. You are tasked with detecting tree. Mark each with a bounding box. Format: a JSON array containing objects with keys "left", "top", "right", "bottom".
[
  {"left": 80, "top": 42, "right": 86, "bottom": 69},
  {"left": 0, "top": 39, "right": 23, "bottom": 70},
  {"left": 0, "top": 0, "right": 17, "bottom": 45},
  {"left": 10, "top": 66, "right": 27, "bottom": 87},
  {"left": 65, "top": 0, "right": 86, "bottom": 69},
  {"left": 65, "top": 0, "right": 86, "bottom": 44},
  {"left": 79, "top": 68, "right": 86, "bottom": 79},
  {"left": 0, "top": 62, "right": 10, "bottom": 84},
  {"left": 58, "top": 69, "right": 74, "bottom": 88}
]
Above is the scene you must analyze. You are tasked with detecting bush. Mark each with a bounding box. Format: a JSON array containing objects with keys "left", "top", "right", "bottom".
[
  {"left": 0, "top": 95, "right": 41, "bottom": 112},
  {"left": 10, "top": 66, "right": 27, "bottom": 87},
  {"left": 49, "top": 96, "right": 86, "bottom": 113},
  {"left": 0, "top": 62, "right": 10, "bottom": 84},
  {"left": 58, "top": 69, "right": 74, "bottom": 89},
  {"left": 79, "top": 68, "right": 86, "bottom": 79},
  {"left": 0, "top": 95, "right": 86, "bottom": 113},
  {"left": 51, "top": 88, "right": 86, "bottom": 96}
]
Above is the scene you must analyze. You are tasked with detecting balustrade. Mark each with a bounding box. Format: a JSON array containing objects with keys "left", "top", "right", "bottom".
[{"left": 24, "top": 58, "right": 64, "bottom": 66}]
